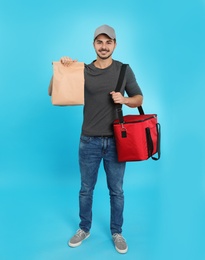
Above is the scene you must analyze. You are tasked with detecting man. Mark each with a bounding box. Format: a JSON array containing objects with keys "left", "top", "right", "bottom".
[{"left": 56, "top": 25, "right": 143, "bottom": 254}]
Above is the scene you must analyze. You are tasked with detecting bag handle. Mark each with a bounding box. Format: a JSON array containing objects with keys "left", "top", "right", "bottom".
[{"left": 115, "top": 64, "right": 144, "bottom": 123}]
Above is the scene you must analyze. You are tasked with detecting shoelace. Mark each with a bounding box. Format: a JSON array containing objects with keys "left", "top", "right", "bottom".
[
  {"left": 76, "top": 229, "right": 85, "bottom": 237},
  {"left": 113, "top": 234, "right": 125, "bottom": 242}
]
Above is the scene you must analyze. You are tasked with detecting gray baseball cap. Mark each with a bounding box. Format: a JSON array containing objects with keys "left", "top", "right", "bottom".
[{"left": 94, "top": 25, "right": 116, "bottom": 40}]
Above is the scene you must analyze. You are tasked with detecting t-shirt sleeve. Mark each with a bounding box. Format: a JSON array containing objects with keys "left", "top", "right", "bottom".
[
  {"left": 125, "top": 65, "right": 143, "bottom": 97},
  {"left": 48, "top": 76, "right": 53, "bottom": 96}
]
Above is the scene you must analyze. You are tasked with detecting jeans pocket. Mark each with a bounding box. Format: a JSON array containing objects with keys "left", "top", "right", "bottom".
[{"left": 80, "top": 135, "right": 92, "bottom": 143}]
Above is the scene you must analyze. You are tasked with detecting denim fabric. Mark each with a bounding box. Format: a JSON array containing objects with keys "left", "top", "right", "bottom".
[{"left": 79, "top": 135, "right": 126, "bottom": 235}]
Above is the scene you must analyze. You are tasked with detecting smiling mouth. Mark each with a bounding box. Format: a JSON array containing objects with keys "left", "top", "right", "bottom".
[{"left": 100, "top": 49, "right": 109, "bottom": 52}]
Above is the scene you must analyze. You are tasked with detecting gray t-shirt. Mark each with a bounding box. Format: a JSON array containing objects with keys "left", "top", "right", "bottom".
[{"left": 81, "top": 60, "right": 143, "bottom": 136}]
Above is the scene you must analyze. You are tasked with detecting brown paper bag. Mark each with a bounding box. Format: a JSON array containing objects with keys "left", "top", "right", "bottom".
[{"left": 51, "top": 61, "right": 84, "bottom": 106}]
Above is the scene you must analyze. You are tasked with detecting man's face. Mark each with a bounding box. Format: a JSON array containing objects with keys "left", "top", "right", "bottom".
[{"left": 93, "top": 34, "right": 116, "bottom": 60}]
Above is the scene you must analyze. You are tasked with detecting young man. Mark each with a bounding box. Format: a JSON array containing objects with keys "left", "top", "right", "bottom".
[{"left": 59, "top": 25, "right": 143, "bottom": 254}]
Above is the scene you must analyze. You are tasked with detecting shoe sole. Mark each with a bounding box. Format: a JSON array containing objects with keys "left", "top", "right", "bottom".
[
  {"left": 115, "top": 245, "right": 128, "bottom": 254},
  {"left": 68, "top": 233, "right": 90, "bottom": 248}
]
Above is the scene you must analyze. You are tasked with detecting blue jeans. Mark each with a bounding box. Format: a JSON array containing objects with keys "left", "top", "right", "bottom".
[{"left": 79, "top": 135, "right": 126, "bottom": 235}]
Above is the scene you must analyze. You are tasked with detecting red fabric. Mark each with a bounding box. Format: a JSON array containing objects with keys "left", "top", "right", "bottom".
[{"left": 113, "top": 114, "right": 158, "bottom": 162}]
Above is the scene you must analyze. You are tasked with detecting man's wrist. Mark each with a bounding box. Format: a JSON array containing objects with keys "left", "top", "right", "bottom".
[{"left": 123, "top": 97, "right": 129, "bottom": 105}]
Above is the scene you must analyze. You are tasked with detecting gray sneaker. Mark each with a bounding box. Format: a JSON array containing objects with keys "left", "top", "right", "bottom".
[
  {"left": 112, "top": 233, "right": 128, "bottom": 254},
  {"left": 68, "top": 229, "right": 90, "bottom": 247}
]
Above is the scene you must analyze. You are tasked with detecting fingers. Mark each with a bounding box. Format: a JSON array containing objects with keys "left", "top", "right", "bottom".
[
  {"left": 60, "top": 56, "right": 77, "bottom": 66},
  {"left": 110, "top": 91, "right": 123, "bottom": 104}
]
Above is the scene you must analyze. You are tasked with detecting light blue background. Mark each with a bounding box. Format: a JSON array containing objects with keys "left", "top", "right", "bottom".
[{"left": 0, "top": 0, "right": 205, "bottom": 259}]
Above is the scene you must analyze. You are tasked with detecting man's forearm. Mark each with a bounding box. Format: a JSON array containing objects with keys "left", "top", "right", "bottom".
[{"left": 123, "top": 95, "right": 143, "bottom": 108}]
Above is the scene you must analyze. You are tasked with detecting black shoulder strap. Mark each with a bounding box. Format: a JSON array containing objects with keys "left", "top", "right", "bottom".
[
  {"left": 115, "top": 64, "right": 144, "bottom": 123},
  {"left": 115, "top": 64, "right": 128, "bottom": 93}
]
